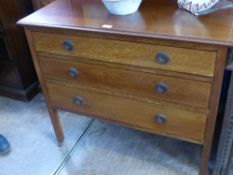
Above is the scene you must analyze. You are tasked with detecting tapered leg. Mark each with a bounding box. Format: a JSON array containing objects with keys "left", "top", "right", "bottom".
[
  {"left": 199, "top": 48, "right": 228, "bottom": 175},
  {"left": 200, "top": 145, "right": 211, "bottom": 175},
  {"left": 24, "top": 29, "right": 65, "bottom": 144},
  {"left": 48, "top": 107, "right": 64, "bottom": 143}
]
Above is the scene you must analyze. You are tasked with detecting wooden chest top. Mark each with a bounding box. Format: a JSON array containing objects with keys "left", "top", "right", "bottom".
[{"left": 18, "top": 0, "right": 233, "bottom": 46}]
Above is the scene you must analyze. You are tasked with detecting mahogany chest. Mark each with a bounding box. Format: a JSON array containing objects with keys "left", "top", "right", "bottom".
[{"left": 18, "top": 0, "right": 233, "bottom": 174}]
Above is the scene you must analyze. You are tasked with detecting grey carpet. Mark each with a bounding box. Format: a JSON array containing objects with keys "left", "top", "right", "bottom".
[{"left": 0, "top": 94, "right": 202, "bottom": 175}]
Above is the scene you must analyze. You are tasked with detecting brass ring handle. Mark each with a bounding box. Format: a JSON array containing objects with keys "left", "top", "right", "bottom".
[
  {"left": 68, "top": 67, "right": 79, "bottom": 78},
  {"left": 155, "top": 114, "right": 167, "bottom": 124},
  {"left": 155, "top": 83, "right": 168, "bottom": 94},
  {"left": 156, "top": 52, "right": 169, "bottom": 65},
  {"left": 63, "top": 40, "right": 74, "bottom": 51},
  {"left": 74, "top": 96, "right": 85, "bottom": 106}
]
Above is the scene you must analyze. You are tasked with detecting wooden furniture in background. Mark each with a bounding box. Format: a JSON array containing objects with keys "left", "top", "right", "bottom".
[
  {"left": 31, "top": 0, "right": 54, "bottom": 10},
  {"left": 18, "top": 0, "right": 233, "bottom": 174},
  {"left": 0, "top": 0, "right": 38, "bottom": 101}
]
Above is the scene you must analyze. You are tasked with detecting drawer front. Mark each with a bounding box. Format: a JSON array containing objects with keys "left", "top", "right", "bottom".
[
  {"left": 40, "top": 57, "right": 212, "bottom": 108},
  {"left": 33, "top": 32, "right": 216, "bottom": 77},
  {"left": 46, "top": 81, "right": 207, "bottom": 144}
]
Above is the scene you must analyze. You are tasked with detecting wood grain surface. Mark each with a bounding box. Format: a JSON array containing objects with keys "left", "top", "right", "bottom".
[
  {"left": 18, "top": 0, "right": 233, "bottom": 46},
  {"left": 33, "top": 32, "right": 216, "bottom": 77},
  {"left": 40, "top": 56, "right": 212, "bottom": 108},
  {"left": 46, "top": 81, "right": 207, "bottom": 144}
]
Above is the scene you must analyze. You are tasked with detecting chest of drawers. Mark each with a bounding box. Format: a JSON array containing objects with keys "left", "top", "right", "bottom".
[{"left": 18, "top": 0, "right": 233, "bottom": 174}]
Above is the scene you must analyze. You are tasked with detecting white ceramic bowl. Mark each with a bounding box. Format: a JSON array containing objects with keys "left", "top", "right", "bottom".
[{"left": 102, "top": 0, "right": 143, "bottom": 15}]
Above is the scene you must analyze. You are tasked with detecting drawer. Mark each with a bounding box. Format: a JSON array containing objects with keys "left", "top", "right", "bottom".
[
  {"left": 46, "top": 81, "right": 207, "bottom": 144},
  {"left": 33, "top": 32, "right": 216, "bottom": 77},
  {"left": 40, "top": 57, "right": 212, "bottom": 108}
]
